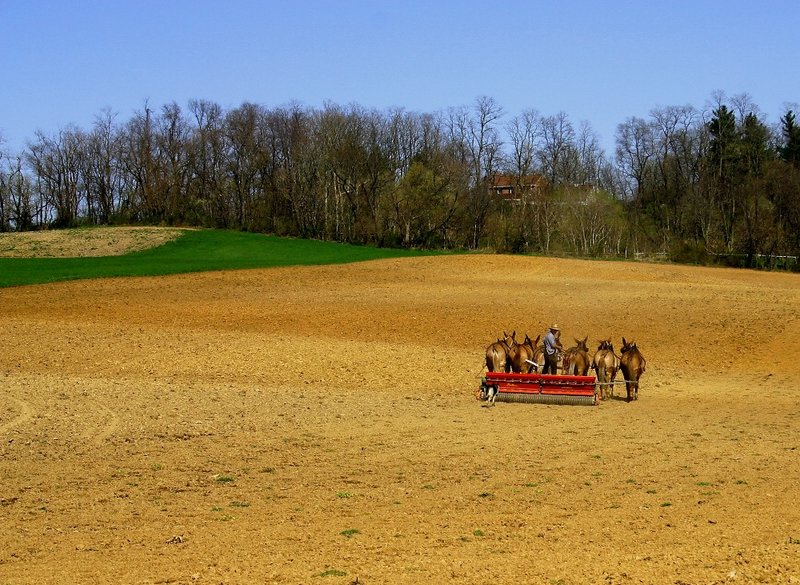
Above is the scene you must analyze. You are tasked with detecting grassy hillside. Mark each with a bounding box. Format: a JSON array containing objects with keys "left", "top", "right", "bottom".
[{"left": 0, "top": 229, "right": 439, "bottom": 287}]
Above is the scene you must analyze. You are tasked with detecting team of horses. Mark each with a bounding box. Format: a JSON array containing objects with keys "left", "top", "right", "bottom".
[{"left": 484, "top": 330, "right": 646, "bottom": 402}]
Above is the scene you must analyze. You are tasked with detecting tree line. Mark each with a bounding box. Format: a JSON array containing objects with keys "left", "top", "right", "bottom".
[{"left": 1, "top": 93, "right": 799, "bottom": 268}]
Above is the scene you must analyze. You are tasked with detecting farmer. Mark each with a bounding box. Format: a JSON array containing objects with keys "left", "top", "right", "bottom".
[{"left": 542, "top": 323, "right": 561, "bottom": 375}]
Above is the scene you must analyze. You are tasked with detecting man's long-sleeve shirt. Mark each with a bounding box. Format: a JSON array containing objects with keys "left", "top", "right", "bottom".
[{"left": 543, "top": 331, "right": 558, "bottom": 356}]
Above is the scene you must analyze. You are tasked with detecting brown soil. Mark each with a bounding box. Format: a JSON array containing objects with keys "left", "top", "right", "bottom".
[{"left": 1, "top": 232, "right": 799, "bottom": 584}]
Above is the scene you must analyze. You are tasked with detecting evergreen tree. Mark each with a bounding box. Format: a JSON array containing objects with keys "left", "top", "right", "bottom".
[
  {"left": 741, "top": 112, "right": 772, "bottom": 175},
  {"left": 780, "top": 110, "right": 800, "bottom": 166},
  {"left": 706, "top": 105, "right": 742, "bottom": 251},
  {"left": 708, "top": 105, "right": 739, "bottom": 173}
]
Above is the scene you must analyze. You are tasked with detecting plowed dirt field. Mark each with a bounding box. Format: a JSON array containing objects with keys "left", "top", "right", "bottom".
[{"left": 2, "top": 239, "right": 799, "bottom": 584}]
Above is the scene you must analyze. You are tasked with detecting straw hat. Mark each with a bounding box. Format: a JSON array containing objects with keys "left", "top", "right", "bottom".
[{"left": 550, "top": 323, "right": 560, "bottom": 331}]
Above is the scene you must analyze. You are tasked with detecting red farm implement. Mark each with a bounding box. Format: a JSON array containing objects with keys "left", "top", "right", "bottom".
[{"left": 479, "top": 371, "right": 597, "bottom": 406}]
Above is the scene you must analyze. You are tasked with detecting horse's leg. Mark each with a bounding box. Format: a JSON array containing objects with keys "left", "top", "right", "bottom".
[
  {"left": 624, "top": 371, "right": 633, "bottom": 402},
  {"left": 596, "top": 367, "right": 603, "bottom": 400},
  {"left": 609, "top": 367, "right": 617, "bottom": 399},
  {"left": 597, "top": 367, "right": 606, "bottom": 400},
  {"left": 594, "top": 369, "right": 601, "bottom": 401}
]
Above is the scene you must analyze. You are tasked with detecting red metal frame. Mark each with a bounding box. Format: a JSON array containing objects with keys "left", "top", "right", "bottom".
[{"left": 483, "top": 371, "right": 596, "bottom": 398}]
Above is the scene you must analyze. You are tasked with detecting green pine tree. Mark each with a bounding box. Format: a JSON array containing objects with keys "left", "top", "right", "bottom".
[{"left": 780, "top": 110, "right": 800, "bottom": 166}]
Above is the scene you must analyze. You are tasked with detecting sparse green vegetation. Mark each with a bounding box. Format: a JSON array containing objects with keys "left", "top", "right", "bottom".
[
  {"left": 0, "top": 229, "right": 438, "bottom": 288},
  {"left": 340, "top": 528, "right": 360, "bottom": 538},
  {"left": 318, "top": 569, "right": 347, "bottom": 577}
]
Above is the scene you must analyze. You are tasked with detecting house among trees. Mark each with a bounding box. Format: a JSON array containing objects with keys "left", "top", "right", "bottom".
[{"left": 489, "top": 173, "right": 547, "bottom": 203}]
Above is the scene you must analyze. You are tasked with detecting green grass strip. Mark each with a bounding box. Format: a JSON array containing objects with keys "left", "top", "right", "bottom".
[{"left": 0, "top": 229, "right": 439, "bottom": 288}]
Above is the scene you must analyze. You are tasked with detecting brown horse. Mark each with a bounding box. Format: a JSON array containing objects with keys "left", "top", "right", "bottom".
[
  {"left": 504, "top": 331, "right": 519, "bottom": 372},
  {"left": 562, "top": 337, "right": 591, "bottom": 376},
  {"left": 511, "top": 334, "right": 540, "bottom": 373},
  {"left": 485, "top": 331, "right": 515, "bottom": 373},
  {"left": 619, "top": 338, "right": 646, "bottom": 402},
  {"left": 483, "top": 331, "right": 515, "bottom": 405},
  {"left": 530, "top": 344, "right": 544, "bottom": 372},
  {"left": 592, "top": 339, "right": 620, "bottom": 400}
]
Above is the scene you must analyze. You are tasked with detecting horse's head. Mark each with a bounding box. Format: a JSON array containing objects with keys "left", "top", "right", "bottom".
[
  {"left": 621, "top": 338, "right": 637, "bottom": 354},
  {"left": 576, "top": 336, "right": 589, "bottom": 352},
  {"left": 597, "top": 339, "right": 612, "bottom": 351}
]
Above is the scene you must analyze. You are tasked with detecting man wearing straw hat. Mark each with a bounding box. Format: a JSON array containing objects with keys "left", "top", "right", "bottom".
[{"left": 542, "top": 323, "right": 561, "bottom": 375}]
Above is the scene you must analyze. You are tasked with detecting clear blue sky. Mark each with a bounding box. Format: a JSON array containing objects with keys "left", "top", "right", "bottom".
[{"left": 1, "top": 0, "right": 798, "bottom": 156}]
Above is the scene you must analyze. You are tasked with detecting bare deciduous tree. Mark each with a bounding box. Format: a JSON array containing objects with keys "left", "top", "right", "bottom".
[{"left": 26, "top": 126, "right": 86, "bottom": 227}]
